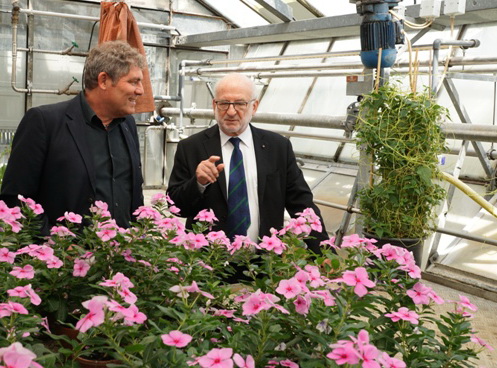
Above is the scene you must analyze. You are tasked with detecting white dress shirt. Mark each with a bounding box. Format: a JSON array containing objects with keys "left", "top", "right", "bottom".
[{"left": 220, "top": 128, "right": 260, "bottom": 242}]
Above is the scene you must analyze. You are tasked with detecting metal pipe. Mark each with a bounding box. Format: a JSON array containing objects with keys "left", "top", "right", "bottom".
[
  {"left": 184, "top": 55, "right": 497, "bottom": 76},
  {"left": 18, "top": 8, "right": 178, "bottom": 32},
  {"left": 160, "top": 107, "right": 497, "bottom": 142},
  {"left": 160, "top": 107, "right": 346, "bottom": 129},
  {"left": 154, "top": 95, "right": 182, "bottom": 101},
  {"left": 10, "top": 3, "right": 79, "bottom": 95},
  {"left": 432, "top": 39, "right": 481, "bottom": 93},
  {"left": 16, "top": 46, "right": 89, "bottom": 57}
]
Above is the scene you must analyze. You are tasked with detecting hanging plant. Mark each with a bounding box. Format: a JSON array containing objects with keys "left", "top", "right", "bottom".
[{"left": 355, "top": 83, "right": 448, "bottom": 239}]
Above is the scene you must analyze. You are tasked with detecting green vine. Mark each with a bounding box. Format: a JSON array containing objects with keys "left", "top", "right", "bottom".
[{"left": 356, "top": 83, "right": 448, "bottom": 239}]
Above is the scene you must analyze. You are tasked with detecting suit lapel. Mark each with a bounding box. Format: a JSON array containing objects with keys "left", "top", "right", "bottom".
[
  {"left": 203, "top": 125, "right": 227, "bottom": 201},
  {"left": 65, "top": 96, "right": 96, "bottom": 192}
]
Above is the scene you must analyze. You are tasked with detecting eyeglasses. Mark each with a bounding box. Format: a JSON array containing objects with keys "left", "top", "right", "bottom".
[{"left": 214, "top": 99, "right": 255, "bottom": 112}]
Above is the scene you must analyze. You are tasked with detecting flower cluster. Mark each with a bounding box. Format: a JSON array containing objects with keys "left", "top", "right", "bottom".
[{"left": 0, "top": 194, "right": 493, "bottom": 367}]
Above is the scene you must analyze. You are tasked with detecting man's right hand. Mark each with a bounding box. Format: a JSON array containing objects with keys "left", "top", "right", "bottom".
[{"left": 196, "top": 156, "right": 225, "bottom": 185}]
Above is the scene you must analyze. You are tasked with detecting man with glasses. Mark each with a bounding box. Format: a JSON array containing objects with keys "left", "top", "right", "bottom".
[{"left": 167, "top": 73, "right": 328, "bottom": 253}]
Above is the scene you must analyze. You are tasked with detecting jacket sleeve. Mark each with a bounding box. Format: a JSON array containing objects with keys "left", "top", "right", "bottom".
[{"left": 0, "top": 107, "right": 48, "bottom": 208}]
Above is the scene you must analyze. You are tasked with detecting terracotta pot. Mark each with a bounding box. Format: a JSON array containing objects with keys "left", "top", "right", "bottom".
[
  {"left": 49, "top": 322, "right": 80, "bottom": 349},
  {"left": 75, "top": 356, "right": 121, "bottom": 368}
]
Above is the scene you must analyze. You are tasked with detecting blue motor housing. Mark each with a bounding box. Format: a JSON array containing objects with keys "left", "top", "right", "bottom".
[{"left": 354, "top": 0, "right": 404, "bottom": 68}]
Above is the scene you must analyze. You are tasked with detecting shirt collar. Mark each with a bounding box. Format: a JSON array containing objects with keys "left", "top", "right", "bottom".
[
  {"left": 220, "top": 125, "right": 253, "bottom": 148},
  {"left": 80, "top": 91, "right": 125, "bottom": 128}
]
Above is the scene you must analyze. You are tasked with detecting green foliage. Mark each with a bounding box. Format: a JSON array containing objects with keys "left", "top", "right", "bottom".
[{"left": 356, "top": 83, "right": 448, "bottom": 239}]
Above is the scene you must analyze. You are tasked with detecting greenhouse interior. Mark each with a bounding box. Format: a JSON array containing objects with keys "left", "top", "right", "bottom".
[{"left": 1, "top": 0, "right": 497, "bottom": 367}]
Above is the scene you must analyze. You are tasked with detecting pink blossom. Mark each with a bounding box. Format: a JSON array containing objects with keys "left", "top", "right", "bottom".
[
  {"left": 57, "top": 211, "right": 82, "bottom": 224},
  {"left": 242, "top": 292, "right": 270, "bottom": 316},
  {"left": 50, "top": 225, "right": 75, "bottom": 237},
  {"left": 227, "top": 236, "right": 258, "bottom": 254},
  {"left": 10, "top": 265, "right": 35, "bottom": 280},
  {"left": 198, "top": 348, "right": 233, "bottom": 368},
  {"left": 133, "top": 206, "right": 162, "bottom": 221},
  {"left": 294, "top": 295, "right": 311, "bottom": 315},
  {"left": 161, "top": 330, "right": 192, "bottom": 348},
  {"left": 304, "top": 265, "right": 325, "bottom": 287},
  {"left": 279, "top": 359, "right": 299, "bottom": 368},
  {"left": 185, "top": 281, "right": 214, "bottom": 299},
  {"left": 28, "top": 245, "right": 54, "bottom": 261},
  {"left": 76, "top": 296, "right": 107, "bottom": 333},
  {"left": 310, "top": 290, "right": 336, "bottom": 307},
  {"left": 73, "top": 259, "right": 90, "bottom": 277},
  {"left": 470, "top": 334, "right": 494, "bottom": 351},
  {"left": 7, "top": 285, "right": 41, "bottom": 306},
  {"left": 0, "top": 301, "right": 29, "bottom": 317},
  {"left": 172, "top": 233, "right": 209, "bottom": 250},
  {"left": 122, "top": 304, "right": 147, "bottom": 325},
  {"left": 258, "top": 235, "right": 286, "bottom": 255},
  {"left": 406, "top": 282, "right": 432, "bottom": 305},
  {"left": 357, "top": 344, "right": 380, "bottom": 368},
  {"left": 385, "top": 307, "right": 419, "bottom": 325},
  {"left": 122, "top": 249, "right": 137, "bottom": 262},
  {"left": 213, "top": 309, "right": 236, "bottom": 318},
  {"left": 326, "top": 341, "right": 360, "bottom": 365},
  {"left": 45, "top": 256, "right": 63, "bottom": 269},
  {"left": 379, "top": 352, "right": 406, "bottom": 368},
  {"left": 151, "top": 193, "right": 167, "bottom": 206},
  {"left": 169, "top": 205, "right": 181, "bottom": 215},
  {"left": 276, "top": 278, "right": 302, "bottom": 299},
  {"left": 197, "top": 260, "right": 214, "bottom": 271},
  {"left": 96, "top": 222, "right": 118, "bottom": 241},
  {"left": 0, "top": 342, "right": 41, "bottom": 368},
  {"left": 457, "top": 295, "right": 478, "bottom": 311},
  {"left": 294, "top": 270, "right": 310, "bottom": 286},
  {"left": 194, "top": 209, "right": 219, "bottom": 224},
  {"left": 341, "top": 267, "right": 376, "bottom": 297},
  {"left": 233, "top": 354, "right": 254, "bottom": 368},
  {"left": 0, "top": 247, "right": 16, "bottom": 264},
  {"left": 90, "top": 201, "right": 111, "bottom": 217},
  {"left": 397, "top": 261, "right": 421, "bottom": 279},
  {"left": 118, "top": 287, "right": 138, "bottom": 304},
  {"left": 283, "top": 216, "right": 312, "bottom": 236}
]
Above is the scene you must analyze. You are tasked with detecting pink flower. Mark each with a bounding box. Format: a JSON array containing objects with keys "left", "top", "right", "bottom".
[
  {"left": 0, "top": 301, "right": 29, "bottom": 317},
  {"left": 280, "top": 359, "right": 299, "bottom": 368},
  {"left": 294, "top": 295, "right": 311, "bottom": 315},
  {"left": 161, "top": 330, "right": 192, "bottom": 348},
  {"left": 406, "top": 282, "right": 432, "bottom": 305},
  {"left": 258, "top": 235, "right": 286, "bottom": 255},
  {"left": 470, "top": 334, "right": 494, "bottom": 351},
  {"left": 90, "top": 201, "right": 111, "bottom": 217},
  {"left": 151, "top": 193, "right": 167, "bottom": 206},
  {"left": 122, "top": 304, "right": 147, "bottom": 325},
  {"left": 194, "top": 209, "right": 219, "bottom": 224},
  {"left": 73, "top": 259, "right": 91, "bottom": 277},
  {"left": 50, "top": 225, "right": 75, "bottom": 237},
  {"left": 57, "top": 211, "right": 82, "bottom": 224},
  {"left": 133, "top": 206, "right": 162, "bottom": 221},
  {"left": 326, "top": 341, "right": 360, "bottom": 365},
  {"left": 379, "top": 352, "right": 406, "bottom": 368},
  {"left": 96, "top": 221, "right": 118, "bottom": 241},
  {"left": 457, "top": 295, "right": 478, "bottom": 311},
  {"left": 341, "top": 267, "right": 376, "bottom": 297},
  {"left": 7, "top": 285, "right": 41, "bottom": 306},
  {"left": 185, "top": 281, "right": 214, "bottom": 299},
  {"left": 310, "top": 290, "right": 336, "bottom": 307},
  {"left": 0, "top": 247, "right": 16, "bottom": 264},
  {"left": 198, "top": 348, "right": 233, "bottom": 368},
  {"left": 242, "top": 292, "right": 270, "bottom": 316},
  {"left": 45, "top": 256, "right": 63, "bottom": 269},
  {"left": 75, "top": 296, "right": 107, "bottom": 333},
  {"left": 10, "top": 265, "right": 35, "bottom": 279},
  {"left": 0, "top": 342, "right": 41, "bottom": 368},
  {"left": 118, "top": 287, "right": 137, "bottom": 304},
  {"left": 233, "top": 354, "right": 254, "bottom": 368},
  {"left": 276, "top": 278, "right": 302, "bottom": 299},
  {"left": 197, "top": 260, "right": 214, "bottom": 271},
  {"left": 385, "top": 307, "right": 419, "bottom": 325},
  {"left": 213, "top": 309, "right": 236, "bottom": 318},
  {"left": 304, "top": 265, "right": 325, "bottom": 287}
]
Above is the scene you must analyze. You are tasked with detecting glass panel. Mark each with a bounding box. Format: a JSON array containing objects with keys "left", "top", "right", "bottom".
[{"left": 201, "top": 0, "right": 269, "bottom": 27}]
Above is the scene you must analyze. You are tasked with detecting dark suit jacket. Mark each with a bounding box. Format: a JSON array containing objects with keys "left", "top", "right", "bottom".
[
  {"left": 167, "top": 124, "right": 328, "bottom": 253},
  {"left": 0, "top": 94, "right": 144, "bottom": 233}
]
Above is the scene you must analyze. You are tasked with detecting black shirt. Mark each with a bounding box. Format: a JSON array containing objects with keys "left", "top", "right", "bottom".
[{"left": 80, "top": 93, "right": 133, "bottom": 228}]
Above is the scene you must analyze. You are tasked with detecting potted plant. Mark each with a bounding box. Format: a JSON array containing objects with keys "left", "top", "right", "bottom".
[{"left": 355, "top": 83, "right": 448, "bottom": 263}]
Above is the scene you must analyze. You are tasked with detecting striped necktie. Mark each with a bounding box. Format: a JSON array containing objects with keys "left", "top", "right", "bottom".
[{"left": 226, "top": 137, "right": 250, "bottom": 238}]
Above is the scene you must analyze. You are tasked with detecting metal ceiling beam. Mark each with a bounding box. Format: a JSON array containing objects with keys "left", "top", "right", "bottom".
[
  {"left": 175, "top": 1, "right": 497, "bottom": 47},
  {"left": 253, "top": 0, "right": 294, "bottom": 22}
]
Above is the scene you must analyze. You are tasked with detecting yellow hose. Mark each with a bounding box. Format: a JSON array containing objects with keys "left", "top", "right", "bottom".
[{"left": 440, "top": 172, "right": 497, "bottom": 218}]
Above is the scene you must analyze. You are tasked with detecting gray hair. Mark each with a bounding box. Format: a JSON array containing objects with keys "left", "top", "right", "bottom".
[
  {"left": 214, "top": 73, "right": 258, "bottom": 100},
  {"left": 83, "top": 40, "right": 146, "bottom": 90}
]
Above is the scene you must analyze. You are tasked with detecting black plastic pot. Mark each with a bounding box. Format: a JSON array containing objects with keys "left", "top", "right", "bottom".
[{"left": 363, "top": 232, "right": 423, "bottom": 266}]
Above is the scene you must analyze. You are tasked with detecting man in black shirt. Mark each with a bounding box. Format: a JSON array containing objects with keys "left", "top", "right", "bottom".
[{"left": 0, "top": 41, "right": 145, "bottom": 232}]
